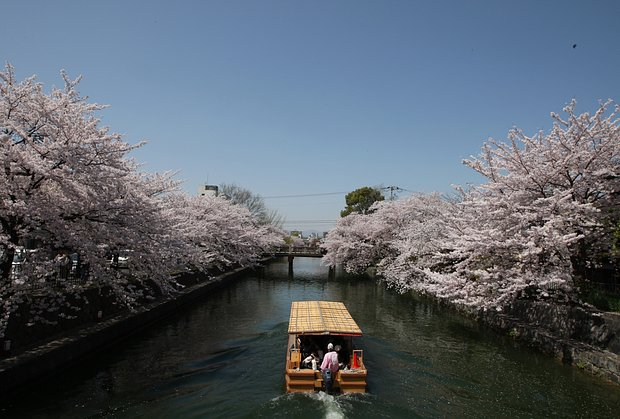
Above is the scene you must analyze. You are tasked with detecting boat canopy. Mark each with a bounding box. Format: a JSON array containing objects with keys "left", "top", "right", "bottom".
[{"left": 288, "top": 301, "right": 362, "bottom": 336}]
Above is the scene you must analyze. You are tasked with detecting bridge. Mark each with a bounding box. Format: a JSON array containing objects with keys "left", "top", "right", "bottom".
[
  {"left": 270, "top": 245, "right": 325, "bottom": 258},
  {"left": 269, "top": 245, "right": 331, "bottom": 273}
]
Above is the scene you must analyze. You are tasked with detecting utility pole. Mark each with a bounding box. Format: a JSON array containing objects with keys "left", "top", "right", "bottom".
[{"left": 383, "top": 186, "right": 402, "bottom": 200}]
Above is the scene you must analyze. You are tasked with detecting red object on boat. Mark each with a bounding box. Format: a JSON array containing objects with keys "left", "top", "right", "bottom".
[{"left": 352, "top": 352, "right": 360, "bottom": 369}]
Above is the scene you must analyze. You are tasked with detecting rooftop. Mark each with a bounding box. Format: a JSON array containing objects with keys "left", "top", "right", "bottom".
[{"left": 287, "top": 301, "right": 362, "bottom": 336}]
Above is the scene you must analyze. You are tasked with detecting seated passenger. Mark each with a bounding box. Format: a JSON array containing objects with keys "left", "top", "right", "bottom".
[{"left": 302, "top": 352, "right": 319, "bottom": 369}]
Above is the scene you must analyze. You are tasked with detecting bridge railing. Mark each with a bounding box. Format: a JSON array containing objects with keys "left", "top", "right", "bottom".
[{"left": 270, "top": 246, "right": 325, "bottom": 256}]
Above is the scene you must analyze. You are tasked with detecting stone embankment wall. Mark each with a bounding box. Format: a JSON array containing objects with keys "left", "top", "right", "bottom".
[
  {"left": 370, "top": 266, "right": 620, "bottom": 384},
  {"left": 479, "top": 300, "right": 620, "bottom": 385},
  {"left": 0, "top": 265, "right": 262, "bottom": 396}
]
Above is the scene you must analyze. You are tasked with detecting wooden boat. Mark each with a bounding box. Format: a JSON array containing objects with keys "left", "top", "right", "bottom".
[{"left": 285, "top": 301, "right": 367, "bottom": 393}]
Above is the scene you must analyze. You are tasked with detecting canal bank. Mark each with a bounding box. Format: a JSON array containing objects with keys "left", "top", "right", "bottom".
[
  {"left": 3, "top": 257, "right": 620, "bottom": 418},
  {"left": 0, "top": 263, "right": 266, "bottom": 397},
  {"left": 368, "top": 267, "right": 620, "bottom": 385},
  {"left": 478, "top": 300, "right": 620, "bottom": 385}
]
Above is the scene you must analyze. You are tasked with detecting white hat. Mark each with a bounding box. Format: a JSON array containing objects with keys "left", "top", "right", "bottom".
[{"left": 327, "top": 343, "right": 334, "bottom": 350}]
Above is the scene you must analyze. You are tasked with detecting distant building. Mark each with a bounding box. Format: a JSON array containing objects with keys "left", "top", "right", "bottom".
[{"left": 198, "top": 184, "right": 219, "bottom": 197}]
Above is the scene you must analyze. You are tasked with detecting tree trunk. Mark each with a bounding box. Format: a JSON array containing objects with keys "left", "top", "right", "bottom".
[{"left": 0, "top": 246, "right": 15, "bottom": 281}]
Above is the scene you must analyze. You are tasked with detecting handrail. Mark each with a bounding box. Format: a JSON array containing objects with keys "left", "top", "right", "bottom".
[{"left": 271, "top": 246, "right": 324, "bottom": 255}]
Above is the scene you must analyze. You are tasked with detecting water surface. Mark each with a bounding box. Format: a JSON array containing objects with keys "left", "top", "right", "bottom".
[{"left": 2, "top": 258, "right": 619, "bottom": 418}]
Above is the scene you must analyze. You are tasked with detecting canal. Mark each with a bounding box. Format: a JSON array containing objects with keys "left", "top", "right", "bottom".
[{"left": 2, "top": 258, "right": 619, "bottom": 418}]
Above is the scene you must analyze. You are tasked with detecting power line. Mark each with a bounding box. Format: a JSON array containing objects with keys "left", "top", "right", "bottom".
[
  {"left": 262, "top": 188, "right": 418, "bottom": 200},
  {"left": 261, "top": 191, "right": 348, "bottom": 199},
  {"left": 261, "top": 187, "right": 419, "bottom": 200}
]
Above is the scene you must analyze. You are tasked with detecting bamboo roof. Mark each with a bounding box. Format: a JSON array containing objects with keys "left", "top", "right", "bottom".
[{"left": 288, "top": 301, "right": 362, "bottom": 336}]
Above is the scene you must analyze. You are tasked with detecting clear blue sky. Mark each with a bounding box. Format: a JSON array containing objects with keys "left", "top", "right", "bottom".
[{"left": 3, "top": 1, "right": 619, "bottom": 233}]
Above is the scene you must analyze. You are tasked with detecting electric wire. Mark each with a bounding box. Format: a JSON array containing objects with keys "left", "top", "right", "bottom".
[
  {"left": 261, "top": 187, "right": 416, "bottom": 199},
  {"left": 261, "top": 191, "right": 348, "bottom": 199},
  {"left": 260, "top": 187, "right": 415, "bottom": 227}
]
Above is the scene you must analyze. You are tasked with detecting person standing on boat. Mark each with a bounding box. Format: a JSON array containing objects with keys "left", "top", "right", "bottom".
[{"left": 320, "top": 343, "right": 340, "bottom": 392}]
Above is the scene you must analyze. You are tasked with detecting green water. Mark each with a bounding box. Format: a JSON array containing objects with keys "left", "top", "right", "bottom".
[{"left": 2, "top": 258, "right": 619, "bottom": 418}]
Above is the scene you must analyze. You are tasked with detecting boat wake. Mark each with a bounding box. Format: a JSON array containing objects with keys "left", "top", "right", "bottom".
[
  {"left": 312, "top": 391, "right": 346, "bottom": 419},
  {"left": 256, "top": 391, "right": 352, "bottom": 419}
]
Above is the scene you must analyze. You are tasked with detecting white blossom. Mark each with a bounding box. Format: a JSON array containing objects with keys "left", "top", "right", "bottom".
[
  {"left": 324, "top": 100, "right": 619, "bottom": 309},
  {"left": 0, "top": 65, "right": 282, "bottom": 337}
]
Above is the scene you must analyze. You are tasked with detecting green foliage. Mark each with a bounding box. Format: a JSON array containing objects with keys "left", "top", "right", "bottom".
[
  {"left": 613, "top": 218, "right": 620, "bottom": 257},
  {"left": 340, "top": 187, "right": 384, "bottom": 217},
  {"left": 580, "top": 288, "right": 620, "bottom": 312}
]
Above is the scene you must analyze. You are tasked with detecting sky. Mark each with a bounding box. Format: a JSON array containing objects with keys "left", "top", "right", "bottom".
[{"left": 2, "top": 0, "right": 620, "bottom": 234}]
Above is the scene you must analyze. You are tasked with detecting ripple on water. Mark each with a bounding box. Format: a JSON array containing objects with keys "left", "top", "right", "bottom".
[
  {"left": 3, "top": 260, "right": 620, "bottom": 419},
  {"left": 247, "top": 392, "right": 423, "bottom": 419}
]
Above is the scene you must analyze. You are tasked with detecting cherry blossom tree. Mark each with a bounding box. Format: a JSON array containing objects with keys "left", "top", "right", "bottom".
[
  {"left": 441, "top": 100, "right": 620, "bottom": 307},
  {"left": 0, "top": 64, "right": 189, "bottom": 334},
  {"left": 161, "top": 193, "right": 282, "bottom": 272},
  {"left": 324, "top": 100, "right": 619, "bottom": 309},
  {"left": 0, "top": 65, "right": 281, "bottom": 337},
  {"left": 322, "top": 212, "right": 382, "bottom": 273},
  {"left": 323, "top": 194, "right": 450, "bottom": 274}
]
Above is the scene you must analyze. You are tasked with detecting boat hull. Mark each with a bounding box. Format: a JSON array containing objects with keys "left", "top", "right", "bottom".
[{"left": 285, "top": 367, "right": 368, "bottom": 393}]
